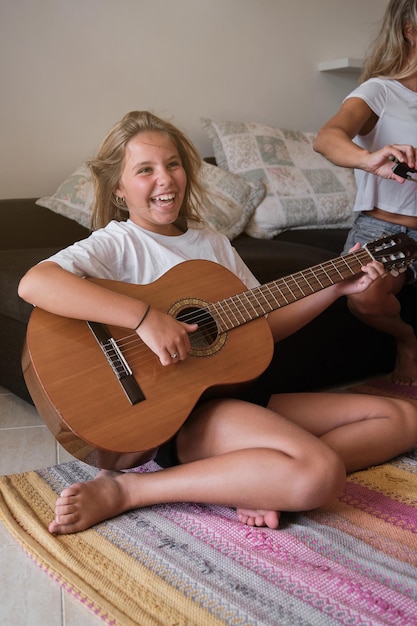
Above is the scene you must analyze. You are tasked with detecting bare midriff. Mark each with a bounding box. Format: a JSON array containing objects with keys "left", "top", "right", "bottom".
[{"left": 366, "top": 207, "right": 417, "bottom": 229}]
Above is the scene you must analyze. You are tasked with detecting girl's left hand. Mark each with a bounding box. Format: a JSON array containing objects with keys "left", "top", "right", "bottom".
[{"left": 336, "top": 243, "right": 385, "bottom": 296}]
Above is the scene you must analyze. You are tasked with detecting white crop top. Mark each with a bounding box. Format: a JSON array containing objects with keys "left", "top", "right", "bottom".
[{"left": 345, "top": 78, "right": 417, "bottom": 216}]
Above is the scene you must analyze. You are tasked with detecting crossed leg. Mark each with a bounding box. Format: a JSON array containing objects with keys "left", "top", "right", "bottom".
[
  {"left": 48, "top": 391, "right": 417, "bottom": 535},
  {"left": 268, "top": 391, "right": 417, "bottom": 473},
  {"left": 48, "top": 397, "right": 345, "bottom": 534}
]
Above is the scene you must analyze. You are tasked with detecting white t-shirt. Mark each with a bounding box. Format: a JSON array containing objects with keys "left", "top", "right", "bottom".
[
  {"left": 45, "top": 219, "right": 260, "bottom": 289},
  {"left": 345, "top": 78, "right": 417, "bottom": 216}
]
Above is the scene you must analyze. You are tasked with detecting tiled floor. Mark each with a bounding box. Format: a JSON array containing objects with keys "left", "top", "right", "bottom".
[{"left": 0, "top": 386, "right": 103, "bottom": 626}]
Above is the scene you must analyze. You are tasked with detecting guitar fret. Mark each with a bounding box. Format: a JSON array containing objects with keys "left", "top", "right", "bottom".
[
  {"left": 237, "top": 292, "right": 260, "bottom": 320},
  {"left": 216, "top": 292, "right": 265, "bottom": 331},
  {"left": 319, "top": 264, "right": 333, "bottom": 284},
  {"left": 252, "top": 287, "right": 275, "bottom": 313},
  {"left": 230, "top": 294, "right": 247, "bottom": 322},
  {"left": 215, "top": 300, "right": 242, "bottom": 329},
  {"left": 289, "top": 272, "right": 315, "bottom": 295},
  {"left": 276, "top": 282, "right": 299, "bottom": 302},
  {"left": 214, "top": 251, "right": 371, "bottom": 332},
  {"left": 308, "top": 268, "right": 325, "bottom": 289},
  {"left": 215, "top": 290, "right": 267, "bottom": 332},
  {"left": 291, "top": 271, "right": 313, "bottom": 296},
  {"left": 208, "top": 239, "right": 415, "bottom": 334},
  {"left": 330, "top": 259, "right": 345, "bottom": 280},
  {"left": 300, "top": 268, "right": 326, "bottom": 290},
  {"left": 265, "top": 282, "right": 287, "bottom": 306},
  {"left": 228, "top": 299, "right": 244, "bottom": 324},
  {"left": 282, "top": 280, "right": 298, "bottom": 301},
  {"left": 340, "top": 254, "right": 362, "bottom": 275},
  {"left": 277, "top": 273, "right": 316, "bottom": 300}
]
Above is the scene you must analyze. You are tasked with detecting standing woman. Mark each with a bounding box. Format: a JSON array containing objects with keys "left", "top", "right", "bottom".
[{"left": 314, "top": 0, "right": 417, "bottom": 385}]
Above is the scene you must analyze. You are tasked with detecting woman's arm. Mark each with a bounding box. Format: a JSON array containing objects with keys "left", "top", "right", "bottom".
[
  {"left": 313, "top": 97, "right": 416, "bottom": 178},
  {"left": 18, "top": 261, "right": 197, "bottom": 366}
]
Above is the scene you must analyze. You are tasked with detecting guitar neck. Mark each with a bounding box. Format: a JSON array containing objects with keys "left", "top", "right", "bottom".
[{"left": 211, "top": 247, "right": 373, "bottom": 333}]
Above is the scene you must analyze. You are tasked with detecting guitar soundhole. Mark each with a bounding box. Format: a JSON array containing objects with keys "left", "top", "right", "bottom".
[{"left": 168, "top": 299, "right": 227, "bottom": 358}]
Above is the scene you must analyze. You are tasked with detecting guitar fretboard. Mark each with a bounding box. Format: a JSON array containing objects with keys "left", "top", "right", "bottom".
[{"left": 210, "top": 248, "right": 372, "bottom": 333}]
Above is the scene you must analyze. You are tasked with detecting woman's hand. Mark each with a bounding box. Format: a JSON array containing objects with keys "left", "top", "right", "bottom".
[
  {"left": 363, "top": 144, "right": 417, "bottom": 182},
  {"left": 136, "top": 307, "right": 198, "bottom": 366},
  {"left": 313, "top": 99, "right": 417, "bottom": 181}
]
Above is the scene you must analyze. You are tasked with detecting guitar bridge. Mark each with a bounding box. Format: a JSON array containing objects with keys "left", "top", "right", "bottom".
[{"left": 87, "top": 321, "right": 145, "bottom": 405}]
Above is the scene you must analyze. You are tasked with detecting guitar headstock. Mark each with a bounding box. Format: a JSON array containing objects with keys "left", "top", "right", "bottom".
[{"left": 365, "top": 233, "right": 417, "bottom": 272}]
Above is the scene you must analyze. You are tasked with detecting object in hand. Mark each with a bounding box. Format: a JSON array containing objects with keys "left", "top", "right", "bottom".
[{"left": 389, "top": 156, "right": 417, "bottom": 182}]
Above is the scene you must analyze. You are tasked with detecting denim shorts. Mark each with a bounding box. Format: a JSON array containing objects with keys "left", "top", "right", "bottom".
[{"left": 343, "top": 213, "right": 417, "bottom": 284}]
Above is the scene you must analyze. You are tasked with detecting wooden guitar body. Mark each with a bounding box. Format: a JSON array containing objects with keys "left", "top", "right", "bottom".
[
  {"left": 22, "top": 261, "right": 273, "bottom": 469},
  {"left": 22, "top": 233, "right": 417, "bottom": 469}
]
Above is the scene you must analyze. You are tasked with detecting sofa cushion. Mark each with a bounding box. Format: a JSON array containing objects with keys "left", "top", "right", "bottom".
[
  {"left": 233, "top": 235, "right": 339, "bottom": 284},
  {"left": 0, "top": 199, "right": 89, "bottom": 251},
  {"left": 201, "top": 118, "right": 355, "bottom": 239},
  {"left": 36, "top": 161, "right": 266, "bottom": 240},
  {"left": 0, "top": 247, "right": 62, "bottom": 323},
  {"left": 275, "top": 227, "right": 349, "bottom": 254}
]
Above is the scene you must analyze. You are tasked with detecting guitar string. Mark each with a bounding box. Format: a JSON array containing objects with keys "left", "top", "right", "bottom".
[
  {"left": 99, "top": 251, "right": 375, "bottom": 375},
  {"left": 101, "top": 240, "right": 413, "bottom": 375}
]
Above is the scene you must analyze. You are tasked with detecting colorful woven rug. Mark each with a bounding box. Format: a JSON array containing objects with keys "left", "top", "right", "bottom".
[
  {"left": 352, "top": 376, "right": 417, "bottom": 402},
  {"left": 1, "top": 383, "right": 417, "bottom": 625},
  {"left": 1, "top": 457, "right": 417, "bottom": 625}
]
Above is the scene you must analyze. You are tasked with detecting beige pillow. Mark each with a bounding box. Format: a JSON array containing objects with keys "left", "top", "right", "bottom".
[
  {"left": 36, "top": 161, "right": 266, "bottom": 240},
  {"left": 198, "top": 162, "right": 265, "bottom": 239},
  {"left": 201, "top": 118, "right": 356, "bottom": 239},
  {"left": 36, "top": 163, "right": 94, "bottom": 229}
]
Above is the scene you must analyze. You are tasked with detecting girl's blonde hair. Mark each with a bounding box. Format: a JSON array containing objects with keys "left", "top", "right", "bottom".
[
  {"left": 361, "top": 0, "right": 417, "bottom": 82},
  {"left": 88, "top": 110, "right": 206, "bottom": 230}
]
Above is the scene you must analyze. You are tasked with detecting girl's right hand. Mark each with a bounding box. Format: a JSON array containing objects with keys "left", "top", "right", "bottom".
[{"left": 136, "top": 307, "right": 198, "bottom": 366}]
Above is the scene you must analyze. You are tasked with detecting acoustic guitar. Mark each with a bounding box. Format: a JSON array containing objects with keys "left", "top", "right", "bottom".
[{"left": 22, "top": 233, "right": 417, "bottom": 470}]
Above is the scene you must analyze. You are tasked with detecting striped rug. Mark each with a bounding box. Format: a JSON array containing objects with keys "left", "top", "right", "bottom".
[{"left": 0, "top": 384, "right": 416, "bottom": 625}]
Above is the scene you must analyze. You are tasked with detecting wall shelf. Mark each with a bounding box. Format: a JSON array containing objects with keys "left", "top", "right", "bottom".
[{"left": 318, "top": 58, "right": 363, "bottom": 74}]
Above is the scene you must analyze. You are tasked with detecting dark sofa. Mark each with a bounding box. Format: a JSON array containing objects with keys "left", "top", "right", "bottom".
[{"left": 1, "top": 197, "right": 413, "bottom": 406}]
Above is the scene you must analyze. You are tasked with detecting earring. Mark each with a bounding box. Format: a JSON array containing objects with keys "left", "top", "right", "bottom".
[{"left": 113, "top": 195, "right": 127, "bottom": 209}]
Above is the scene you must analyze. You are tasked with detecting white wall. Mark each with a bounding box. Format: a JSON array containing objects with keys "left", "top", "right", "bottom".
[{"left": 0, "top": 0, "right": 387, "bottom": 198}]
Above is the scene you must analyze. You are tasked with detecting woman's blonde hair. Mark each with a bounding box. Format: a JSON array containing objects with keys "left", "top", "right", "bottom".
[
  {"left": 88, "top": 110, "right": 206, "bottom": 230},
  {"left": 361, "top": 0, "right": 417, "bottom": 82}
]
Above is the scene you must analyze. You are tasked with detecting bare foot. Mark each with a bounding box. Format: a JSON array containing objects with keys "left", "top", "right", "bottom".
[
  {"left": 48, "top": 470, "right": 134, "bottom": 535},
  {"left": 391, "top": 341, "right": 417, "bottom": 386},
  {"left": 236, "top": 508, "right": 280, "bottom": 529}
]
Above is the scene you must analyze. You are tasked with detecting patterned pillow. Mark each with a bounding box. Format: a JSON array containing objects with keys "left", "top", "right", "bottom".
[
  {"left": 201, "top": 118, "right": 356, "bottom": 239},
  {"left": 36, "top": 161, "right": 266, "bottom": 240},
  {"left": 36, "top": 163, "right": 94, "bottom": 229},
  {"left": 198, "top": 162, "right": 265, "bottom": 239}
]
